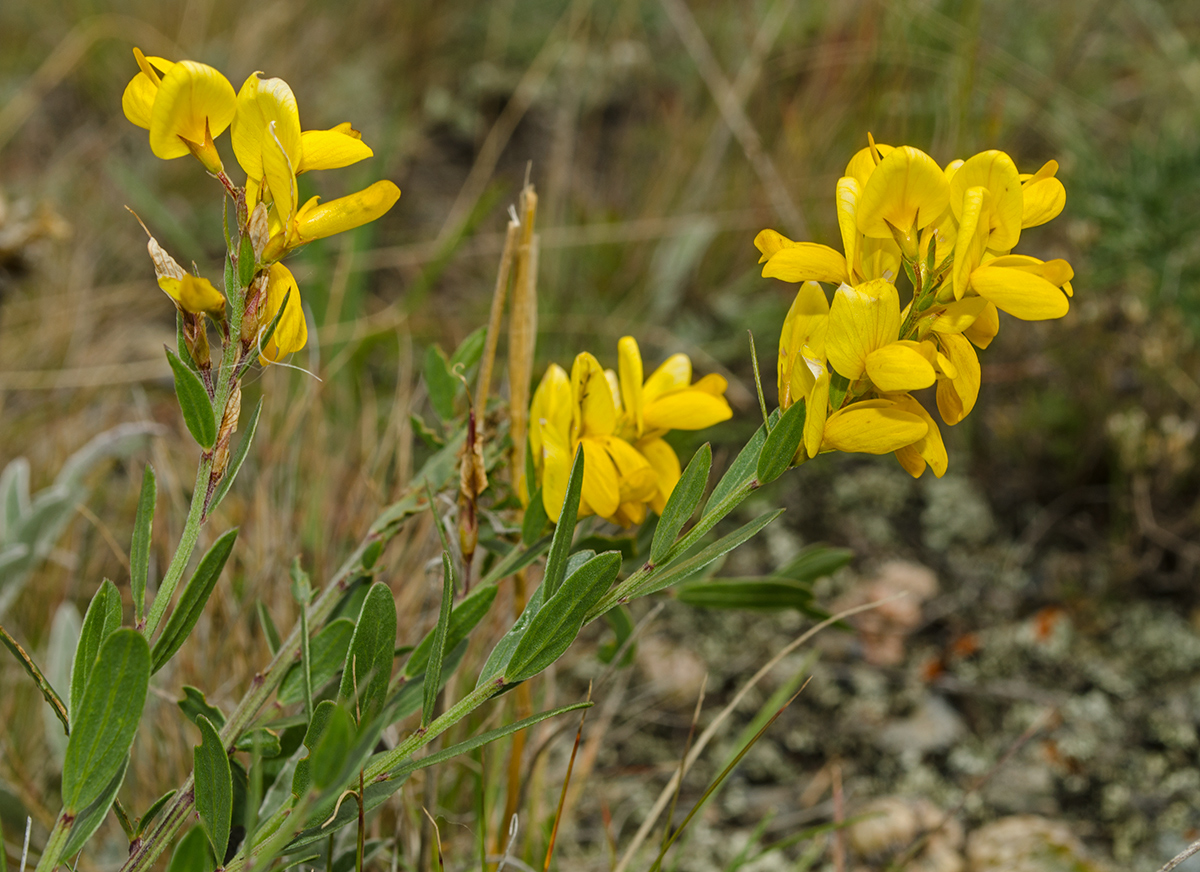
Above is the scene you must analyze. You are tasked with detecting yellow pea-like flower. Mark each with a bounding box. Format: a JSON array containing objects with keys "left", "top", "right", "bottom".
[
  {"left": 777, "top": 282, "right": 830, "bottom": 410},
  {"left": 158, "top": 274, "right": 226, "bottom": 318},
  {"left": 948, "top": 150, "right": 1024, "bottom": 252},
  {"left": 855, "top": 146, "right": 950, "bottom": 242},
  {"left": 1020, "top": 160, "right": 1067, "bottom": 229},
  {"left": 822, "top": 398, "right": 928, "bottom": 455},
  {"left": 258, "top": 263, "right": 307, "bottom": 363}
]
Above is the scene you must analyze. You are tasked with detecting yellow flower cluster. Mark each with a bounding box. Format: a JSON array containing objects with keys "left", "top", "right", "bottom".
[
  {"left": 122, "top": 49, "right": 400, "bottom": 360},
  {"left": 758, "top": 137, "right": 1072, "bottom": 477},
  {"left": 530, "top": 337, "right": 732, "bottom": 526}
]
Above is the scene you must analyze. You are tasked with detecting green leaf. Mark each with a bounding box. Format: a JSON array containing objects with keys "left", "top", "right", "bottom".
[
  {"left": 422, "top": 553, "right": 456, "bottom": 727},
  {"left": 424, "top": 345, "right": 458, "bottom": 422},
  {"left": 706, "top": 417, "right": 770, "bottom": 511},
  {"left": 337, "top": 582, "right": 396, "bottom": 724},
  {"left": 637, "top": 510, "right": 784, "bottom": 600},
  {"left": 256, "top": 600, "right": 281, "bottom": 656},
  {"left": 208, "top": 396, "right": 264, "bottom": 515},
  {"left": 61, "top": 755, "right": 128, "bottom": 858},
  {"left": 310, "top": 704, "right": 355, "bottom": 791},
  {"left": 827, "top": 371, "right": 850, "bottom": 412},
  {"left": 175, "top": 311, "right": 199, "bottom": 374},
  {"left": 476, "top": 581, "right": 546, "bottom": 688},
  {"left": 756, "top": 400, "right": 807, "bottom": 485},
  {"left": 165, "top": 349, "right": 216, "bottom": 450},
  {"left": 675, "top": 579, "right": 817, "bottom": 612},
  {"left": 165, "top": 825, "right": 215, "bottom": 872},
  {"left": 71, "top": 579, "right": 122, "bottom": 720},
  {"left": 775, "top": 544, "right": 854, "bottom": 583},
  {"left": 177, "top": 686, "right": 226, "bottom": 729},
  {"left": 61, "top": 629, "right": 150, "bottom": 813},
  {"left": 234, "top": 728, "right": 281, "bottom": 756},
  {"left": 598, "top": 605, "right": 636, "bottom": 666},
  {"left": 448, "top": 325, "right": 487, "bottom": 374},
  {"left": 521, "top": 487, "right": 549, "bottom": 545},
  {"left": 193, "top": 714, "right": 232, "bottom": 862},
  {"left": 543, "top": 447, "right": 585, "bottom": 599},
  {"left": 405, "top": 584, "right": 497, "bottom": 678},
  {"left": 238, "top": 234, "right": 256, "bottom": 288},
  {"left": 130, "top": 464, "right": 156, "bottom": 628},
  {"left": 385, "top": 640, "right": 468, "bottom": 724},
  {"left": 278, "top": 618, "right": 355, "bottom": 706},
  {"left": 479, "top": 534, "right": 551, "bottom": 586},
  {"left": 651, "top": 444, "right": 711, "bottom": 566},
  {"left": 291, "top": 700, "right": 334, "bottom": 799},
  {"left": 0, "top": 456, "right": 31, "bottom": 545},
  {"left": 136, "top": 790, "right": 177, "bottom": 838},
  {"left": 504, "top": 551, "right": 622, "bottom": 683},
  {"left": 150, "top": 528, "right": 238, "bottom": 674}
]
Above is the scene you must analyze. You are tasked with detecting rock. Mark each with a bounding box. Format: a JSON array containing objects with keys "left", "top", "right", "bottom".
[
  {"left": 848, "top": 796, "right": 964, "bottom": 872},
  {"left": 967, "top": 816, "right": 1106, "bottom": 872},
  {"left": 877, "top": 694, "right": 967, "bottom": 756},
  {"left": 834, "top": 561, "right": 939, "bottom": 665},
  {"left": 637, "top": 634, "right": 708, "bottom": 703}
]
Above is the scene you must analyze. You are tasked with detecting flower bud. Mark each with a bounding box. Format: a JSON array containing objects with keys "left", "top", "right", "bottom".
[{"left": 248, "top": 202, "right": 270, "bottom": 260}]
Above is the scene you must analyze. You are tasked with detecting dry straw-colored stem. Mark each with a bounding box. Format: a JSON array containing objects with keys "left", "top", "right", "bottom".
[
  {"left": 508, "top": 185, "right": 539, "bottom": 502},
  {"left": 474, "top": 220, "right": 520, "bottom": 425}
]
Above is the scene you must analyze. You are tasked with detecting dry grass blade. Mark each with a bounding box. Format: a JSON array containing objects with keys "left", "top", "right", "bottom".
[
  {"left": 475, "top": 219, "right": 520, "bottom": 426},
  {"left": 1158, "top": 837, "right": 1200, "bottom": 872},
  {"left": 508, "top": 184, "right": 539, "bottom": 503},
  {"left": 660, "top": 674, "right": 707, "bottom": 853},
  {"left": 612, "top": 595, "right": 904, "bottom": 872},
  {"left": 0, "top": 625, "right": 68, "bottom": 735},
  {"left": 542, "top": 684, "right": 591, "bottom": 872}
]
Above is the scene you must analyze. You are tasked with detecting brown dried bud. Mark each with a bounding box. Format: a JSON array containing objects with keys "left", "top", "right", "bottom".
[
  {"left": 248, "top": 202, "right": 270, "bottom": 260},
  {"left": 148, "top": 236, "right": 185, "bottom": 284},
  {"left": 212, "top": 382, "right": 242, "bottom": 481}
]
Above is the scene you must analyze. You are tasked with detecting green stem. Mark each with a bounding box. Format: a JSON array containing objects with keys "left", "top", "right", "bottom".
[
  {"left": 32, "top": 811, "right": 71, "bottom": 872},
  {"left": 143, "top": 454, "right": 211, "bottom": 638}
]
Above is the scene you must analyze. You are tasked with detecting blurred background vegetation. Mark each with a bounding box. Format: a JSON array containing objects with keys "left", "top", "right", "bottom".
[{"left": 2, "top": 0, "right": 1200, "bottom": 869}]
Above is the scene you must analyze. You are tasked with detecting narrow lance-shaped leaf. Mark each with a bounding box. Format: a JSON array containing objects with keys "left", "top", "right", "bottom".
[
  {"left": 543, "top": 447, "right": 585, "bottom": 599},
  {"left": 706, "top": 417, "right": 770, "bottom": 511},
  {"left": 423, "top": 553, "right": 455, "bottom": 728},
  {"left": 164, "top": 824, "right": 215, "bottom": 872},
  {"left": 405, "top": 583, "right": 497, "bottom": 678},
  {"left": 650, "top": 444, "right": 711, "bottom": 566},
  {"left": 675, "top": 579, "right": 817, "bottom": 612},
  {"left": 176, "top": 686, "right": 225, "bottom": 729},
  {"left": 776, "top": 544, "right": 854, "bottom": 583},
  {"left": 208, "top": 396, "right": 264, "bottom": 515},
  {"left": 130, "top": 464, "right": 156, "bottom": 629},
  {"left": 256, "top": 600, "right": 281, "bottom": 656},
  {"left": 61, "top": 629, "right": 150, "bottom": 813},
  {"left": 71, "top": 579, "right": 122, "bottom": 720},
  {"left": 338, "top": 582, "right": 397, "bottom": 725},
  {"left": 136, "top": 790, "right": 177, "bottom": 839},
  {"left": 150, "top": 529, "right": 238, "bottom": 674},
  {"left": 505, "top": 551, "right": 622, "bottom": 683},
  {"left": 165, "top": 349, "right": 216, "bottom": 449},
  {"left": 424, "top": 345, "right": 458, "bottom": 422},
  {"left": 61, "top": 755, "right": 128, "bottom": 858},
  {"left": 521, "top": 486, "right": 549, "bottom": 545},
  {"left": 277, "top": 618, "right": 354, "bottom": 706},
  {"left": 756, "top": 399, "right": 807, "bottom": 485},
  {"left": 193, "top": 714, "right": 232, "bottom": 862},
  {"left": 291, "top": 558, "right": 315, "bottom": 722}
]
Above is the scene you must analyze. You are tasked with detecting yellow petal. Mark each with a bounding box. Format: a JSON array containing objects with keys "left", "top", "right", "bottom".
[
  {"left": 643, "top": 354, "right": 692, "bottom": 403},
  {"left": 232, "top": 73, "right": 301, "bottom": 184},
  {"left": 986, "top": 254, "right": 1074, "bottom": 288},
  {"left": 889, "top": 393, "right": 947, "bottom": 478},
  {"left": 778, "top": 282, "right": 829, "bottom": 407},
  {"left": 952, "top": 186, "right": 990, "bottom": 300},
  {"left": 122, "top": 74, "right": 158, "bottom": 130},
  {"left": 297, "top": 125, "right": 374, "bottom": 173},
  {"left": 935, "top": 334, "right": 979, "bottom": 425},
  {"left": 823, "top": 399, "right": 928, "bottom": 455},
  {"left": 804, "top": 371, "right": 830, "bottom": 459},
  {"left": 178, "top": 275, "right": 226, "bottom": 317},
  {"left": 930, "top": 297, "right": 988, "bottom": 335},
  {"left": 970, "top": 264, "right": 1069, "bottom": 320},
  {"left": 605, "top": 437, "right": 658, "bottom": 504},
  {"left": 825, "top": 278, "right": 901, "bottom": 380},
  {"left": 530, "top": 363, "right": 571, "bottom": 470},
  {"left": 638, "top": 437, "right": 682, "bottom": 515},
  {"left": 618, "top": 336, "right": 644, "bottom": 436},
  {"left": 864, "top": 343, "right": 936, "bottom": 392},
  {"left": 856, "top": 146, "right": 950, "bottom": 239},
  {"left": 963, "top": 302, "right": 999, "bottom": 349},
  {"left": 571, "top": 352, "right": 616, "bottom": 438},
  {"left": 604, "top": 369, "right": 622, "bottom": 412},
  {"left": 859, "top": 236, "right": 903, "bottom": 282},
  {"left": 293, "top": 180, "right": 401, "bottom": 244},
  {"left": 540, "top": 427, "right": 574, "bottom": 523},
  {"left": 1021, "top": 177, "right": 1066, "bottom": 228},
  {"left": 580, "top": 438, "right": 620, "bottom": 520},
  {"left": 844, "top": 142, "right": 894, "bottom": 188},
  {"left": 644, "top": 389, "right": 732, "bottom": 432},
  {"left": 754, "top": 228, "right": 796, "bottom": 263},
  {"left": 691, "top": 373, "right": 728, "bottom": 396},
  {"left": 762, "top": 243, "right": 849, "bottom": 284},
  {"left": 148, "top": 61, "right": 236, "bottom": 160},
  {"left": 949, "top": 150, "right": 1023, "bottom": 250},
  {"left": 261, "top": 262, "right": 307, "bottom": 360},
  {"left": 835, "top": 177, "right": 861, "bottom": 278},
  {"left": 612, "top": 502, "right": 648, "bottom": 528}
]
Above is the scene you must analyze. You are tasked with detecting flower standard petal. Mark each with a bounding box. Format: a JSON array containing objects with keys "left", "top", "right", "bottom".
[
  {"left": 855, "top": 146, "right": 950, "bottom": 239},
  {"left": 123, "top": 50, "right": 174, "bottom": 129},
  {"left": 825, "top": 278, "right": 901, "bottom": 380},
  {"left": 949, "top": 150, "right": 1023, "bottom": 250},
  {"left": 148, "top": 61, "right": 236, "bottom": 160},
  {"left": 844, "top": 142, "right": 894, "bottom": 187},
  {"left": 571, "top": 352, "right": 616, "bottom": 439},
  {"left": 232, "top": 73, "right": 301, "bottom": 184},
  {"left": 823, "top": 399, "right": 928, "bottom": 455},
  {"left": 292, "top": 180, "right": 401, "bottom": 243},
  {"left": 637, "top": 437, "right": 682, "bottom": 514},
  {"left": 762, "top": 243, "right": 849, "bottom": 284},
  {"left": 298, "top": 125, "right": 374, "bottom": 172},
  {"left": 643, "top": 354, "right": 692, "bottom": 403}
]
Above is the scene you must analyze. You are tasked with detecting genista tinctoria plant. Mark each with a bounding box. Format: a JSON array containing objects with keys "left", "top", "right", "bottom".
[{"left": 0, "top": 43, "right": 1074, "bottom": 872}]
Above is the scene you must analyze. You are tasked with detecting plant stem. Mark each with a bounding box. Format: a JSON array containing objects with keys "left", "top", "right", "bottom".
[
  {"left": 143, "top": 454, "right": 211, "bottom": 638},
  {"left": 32, "top": 811, "right": 70, "bottom": 872}
]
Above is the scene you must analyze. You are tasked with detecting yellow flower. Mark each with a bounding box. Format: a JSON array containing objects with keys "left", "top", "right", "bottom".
[
  {"left": 158, "top": 274, "right": 226, "bottom": 318},
  {"left": 777, "top": 282, "right": 829, "bottom": 410},
  {"left": 258, "top": 263, "right": 307, "bottom": 362},
  {"left": 122, "top": 48, "right": 236, "bottom": 174}
]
